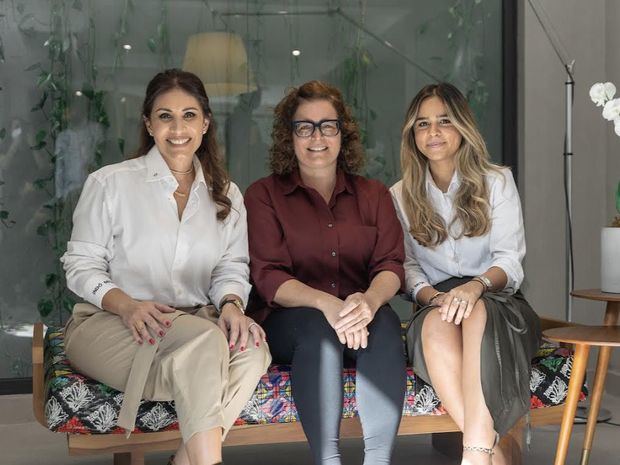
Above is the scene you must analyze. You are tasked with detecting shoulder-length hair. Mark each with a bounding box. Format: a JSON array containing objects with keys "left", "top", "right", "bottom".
[
  {"left": 400, "top": 82, "right": 503, "bottom": 247},
  {"left": 269, "top": 80, "right": 365, "bottom": 175},
  {"left": 132, "top": 68, "right": 231, "bottom": 220}
]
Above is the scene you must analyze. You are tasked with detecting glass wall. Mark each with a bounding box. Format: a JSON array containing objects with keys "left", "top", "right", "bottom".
[{"left": 0, "top": 0, "right": 504, "bottom": 381}]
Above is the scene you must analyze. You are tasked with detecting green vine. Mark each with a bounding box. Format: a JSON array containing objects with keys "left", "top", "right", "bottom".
[{"left": 25, "top": 0, "right": 109, "bottom": 324}]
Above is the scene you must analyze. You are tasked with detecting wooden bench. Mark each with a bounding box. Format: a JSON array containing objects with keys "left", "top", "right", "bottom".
[{"left": 31, "top": 317, "right": 580, "bottom": 465}]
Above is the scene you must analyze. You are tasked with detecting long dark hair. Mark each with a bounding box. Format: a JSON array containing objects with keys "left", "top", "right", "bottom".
[{"left": 132, "top": 68, "right": 231, "bottom": 220}]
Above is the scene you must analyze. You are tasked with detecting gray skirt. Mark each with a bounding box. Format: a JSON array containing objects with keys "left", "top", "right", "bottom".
[{"left": 406, "top": 277, "right": 541, "bottom": 437}]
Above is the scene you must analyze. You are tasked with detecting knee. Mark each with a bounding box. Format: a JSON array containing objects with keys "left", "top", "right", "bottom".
[
  {"left": 244, "top": 340, "right": 272, "bottom": 374},
  {"left": 421, "top": 310, "right": 459, "bottom": 348},
  {"left": 368, "top": 307, "right": 403, "bottom": 350},
  {"left": 462, "top": 300, "right": 487, "bottom": 330}
]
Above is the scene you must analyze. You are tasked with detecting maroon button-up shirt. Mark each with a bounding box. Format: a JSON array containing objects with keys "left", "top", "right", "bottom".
[{"left": 244, "top": 169, "right": 405, "bottom": 323}]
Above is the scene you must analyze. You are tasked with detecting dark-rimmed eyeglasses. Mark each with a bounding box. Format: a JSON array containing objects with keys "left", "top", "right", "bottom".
[{"left": 292, "top": 119, "right": 341, "bottom": 138}]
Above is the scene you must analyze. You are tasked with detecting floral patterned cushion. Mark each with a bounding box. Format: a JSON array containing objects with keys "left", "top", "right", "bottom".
[{"left": 43, "top": 327, "right": 587, "bottom": 434}]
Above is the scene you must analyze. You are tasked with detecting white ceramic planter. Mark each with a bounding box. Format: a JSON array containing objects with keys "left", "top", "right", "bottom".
[{"left": 601, "top": 226, "right": 620, "bottom": 293}]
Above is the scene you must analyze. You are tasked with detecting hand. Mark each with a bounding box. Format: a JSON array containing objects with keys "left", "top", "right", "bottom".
[
  {"left": 218, "top": 304, "right": 266, "bottom": 351},
  {"left": 118, "top": 300, "right": 176, "bottom": 344},
  {"left": 437, "top": 281, "right": 485, "bottom": 325},
  {"left": 343, "top": 327, "right": 369, "bottom": 350},
  {"left": 318, "top": 295, "right": 347, "bottom": 345},
  {"left": 334, "top": 292, "right": 376, "bottom": 335}
]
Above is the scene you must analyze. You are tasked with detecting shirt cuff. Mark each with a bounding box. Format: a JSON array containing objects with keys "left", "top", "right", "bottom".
[
  {"left": 83, "top": 276, "right": 119, "bottom": 308},
  {"left": 258, "top": 269, "right": 297, "bottom": 306},
  {"left": 210, "top": 282, "right": 251, "bottom": 309},
  {"left": 411, "top": 281, "right": 432, "bottom": 302}
]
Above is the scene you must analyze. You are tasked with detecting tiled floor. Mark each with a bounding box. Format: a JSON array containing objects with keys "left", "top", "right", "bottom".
[{"left": 3, "top": 393, "right": 620, "bottom": 464}]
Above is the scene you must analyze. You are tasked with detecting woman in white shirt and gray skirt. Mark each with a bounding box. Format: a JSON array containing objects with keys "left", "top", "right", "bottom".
[
  {"left": 61, "top": 69, "right": 271, "bottom": 465},
  {"left": 391, "top": 83, "right": 540, "bottom": 465}
]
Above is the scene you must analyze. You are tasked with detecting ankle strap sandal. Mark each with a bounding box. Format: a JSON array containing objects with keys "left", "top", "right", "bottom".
[
  {"left": 462, "top": 444, "right": 495, "bottom": 456},
  {"left": 463, "top": 432, "right": 499, "bottom": 456}
]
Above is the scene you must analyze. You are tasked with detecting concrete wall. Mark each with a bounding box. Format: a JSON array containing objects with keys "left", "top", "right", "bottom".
[{"left": 519, "top": 0, "right": 620, "bottom": 393}]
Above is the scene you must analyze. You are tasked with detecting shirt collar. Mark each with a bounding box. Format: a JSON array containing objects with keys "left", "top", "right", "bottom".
[
  {"left": 425, "top": 165, "right": 460, "bottom": 194},
  {"left": 144, "top": 145, "right": 207, "bottom": 188},
  {"left": 279, "top": 168, "right": 354, "bottom": 196}
]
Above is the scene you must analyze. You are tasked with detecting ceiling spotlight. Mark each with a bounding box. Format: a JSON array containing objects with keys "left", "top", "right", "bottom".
[
  {"left": 75, "top": 90, "right": 83, "bottom": 97},
  {"left": 292, "top": 49, "right": 301, "bottom": 57},
  {"left": 122, "top": 44, "right": 132, "bottom": 51}
]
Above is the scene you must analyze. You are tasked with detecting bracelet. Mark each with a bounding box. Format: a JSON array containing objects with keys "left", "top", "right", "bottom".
[
  {"left": 428, "top": 291, "right": 445, "bottom": 305},
  {"left": 471, "top": 276, "right": 491, "bottom": 293},
  {"left": 218, "top": 298, "right": 245, "bottom": 315}
]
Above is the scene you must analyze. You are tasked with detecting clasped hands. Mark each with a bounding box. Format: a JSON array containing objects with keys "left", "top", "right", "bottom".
[
  {"left": 432, "top": 281, "right": 485, "bottom": 325},
  {"left": 119, "top": 300, "right": 265, "bottom": 351},
  {"left": 324, "top": 292, "right": 378, "bottom": 350}
]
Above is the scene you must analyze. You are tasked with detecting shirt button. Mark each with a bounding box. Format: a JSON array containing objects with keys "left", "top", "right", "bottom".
[
  {"left": 327, "top": 223, "right": 333, "bottom": 228},
  {"left": 330, "top": 282, "right": 336, "bottom": 288},
  {"left": 331, "top": 251, "right": 336, "bottom": 257}
]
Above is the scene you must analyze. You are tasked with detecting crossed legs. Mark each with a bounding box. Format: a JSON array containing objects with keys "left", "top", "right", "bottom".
[{"left": 421, "top": 300, "right": 506, "bottom": 465}]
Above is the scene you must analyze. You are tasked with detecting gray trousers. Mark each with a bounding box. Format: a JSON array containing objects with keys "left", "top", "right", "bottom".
[{"left": 65, "top": 304, "right": 271, "bottom": 442}]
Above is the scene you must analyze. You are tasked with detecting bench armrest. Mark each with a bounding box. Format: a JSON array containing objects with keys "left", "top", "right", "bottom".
[{"left": 32, "top": 322, "right": 47, "bottom": 427}]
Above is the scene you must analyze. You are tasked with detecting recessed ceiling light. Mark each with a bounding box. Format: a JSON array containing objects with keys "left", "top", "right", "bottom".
[
  {"left": 292, "top": 49, "right": 301, "bottom": 56},
  {"left": 122, "top": 44, "right": 132, "bottom": 51}
]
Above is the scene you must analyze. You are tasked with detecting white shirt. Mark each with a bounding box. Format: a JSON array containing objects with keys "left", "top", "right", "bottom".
[
  {"left": 390, "top": 166, "right": 525, "bottom": 300},
  {"left": 61, "top": 146, "right": 251, "bottom": 309}
]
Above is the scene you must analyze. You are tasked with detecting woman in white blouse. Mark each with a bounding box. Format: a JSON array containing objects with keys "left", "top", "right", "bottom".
[
  {"left": 61, "top": 69, "right": 271, "bottom": 465},
  {"left": 391, "top": 83, "right": 540, "bottom": 465}
]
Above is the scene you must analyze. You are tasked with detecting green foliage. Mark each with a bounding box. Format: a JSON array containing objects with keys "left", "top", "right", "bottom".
[
  {"left": 24, "top": 0, "right": 108, "bottom": 324},
  {"left": 616, "top": 180, "right": 620, "bottom": 216}
]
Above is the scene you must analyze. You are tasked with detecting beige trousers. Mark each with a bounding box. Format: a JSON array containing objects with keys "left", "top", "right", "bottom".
[{"left": 64, "top": 304, "right": 271, "bottom": 443}]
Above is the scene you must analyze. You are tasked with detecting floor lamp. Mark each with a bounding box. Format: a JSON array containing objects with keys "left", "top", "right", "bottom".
[
  {"left": 527, "top": 0, "right": 575, "bottom": 323},
  {"left": 527, "top": 0, "right": 612, "bottom": 424}
]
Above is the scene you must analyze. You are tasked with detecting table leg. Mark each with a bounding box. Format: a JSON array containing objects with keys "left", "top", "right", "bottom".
[
  {"left": 603, "top": 301, "right": 620, "bottom": 326},
  {"left": 554, "top": 343, "right": 590, "bottom": 465},
  {"left": 580, "top": 346, "right": 613, "bottom": 465}
]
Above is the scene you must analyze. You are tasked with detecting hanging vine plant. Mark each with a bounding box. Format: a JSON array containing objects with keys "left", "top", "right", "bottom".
[{"left": 24, "top": 0, "right": 109, "bottom": 324}]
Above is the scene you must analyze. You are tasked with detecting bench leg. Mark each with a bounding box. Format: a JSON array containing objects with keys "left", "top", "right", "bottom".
[
  {"left": 431, "top": 432, "right": 462, "bottom": 459},
  {"left": 499, "top": 422, "right": 524, "bottom": 465},
  {"left": 113, "top": 452, "right": 145, "bottom": 465}
]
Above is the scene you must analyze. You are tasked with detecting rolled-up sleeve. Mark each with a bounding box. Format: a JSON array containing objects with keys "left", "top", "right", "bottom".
[
  {"left": 61, "top": 174, "right": 119, "bottom": 308},
  {"left": 489, "top": 169, "right": 525, "bottom": 293},
  {"left": 390, "top": 186, "right": 431, "bottom": 301},
  {"left": 208, "top": 184, "right": 252, "bottom": 307},
  {"left": 244, "top": 182, "right": 296, "bottom": 306},
  {"left": 368, "top": 186, "right": 405, "bottom": 287}
]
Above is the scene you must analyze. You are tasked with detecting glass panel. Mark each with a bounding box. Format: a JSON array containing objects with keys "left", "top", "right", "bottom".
[{"left": 0, "top": 0, "right": 504, "bottom": 380}]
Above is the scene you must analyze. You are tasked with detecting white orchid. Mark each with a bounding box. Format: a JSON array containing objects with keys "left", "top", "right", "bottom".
[
  {"left": 590, "top": 82, "right": 616, "bottom": 107},
  {"left": 602, "top": 98, "right": 620, "bottom": 121},
  {"left": 590, "top": 81, "right": 620, "bottom": 219}
]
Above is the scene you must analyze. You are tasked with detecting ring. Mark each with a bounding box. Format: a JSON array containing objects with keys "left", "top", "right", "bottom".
[
  {"left": 248, "top": 322, "right": 258, "bottom": 330},
  {"left": 135, "top": 322, "right": 145, "bottom": 331},
  {"left": 452, "top": 297, "right": 462, "bottom": 303}
]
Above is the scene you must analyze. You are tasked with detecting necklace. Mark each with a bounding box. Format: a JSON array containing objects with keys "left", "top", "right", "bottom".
[
  {"left": 170, "top": 166, "right": 194, "bottom": 175},
  {"left": 173, "top": 190, "right": 188, "bottom": 197}
]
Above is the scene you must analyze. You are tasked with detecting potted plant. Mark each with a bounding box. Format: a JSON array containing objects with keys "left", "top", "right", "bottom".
[{"left": 590, "top": 82, "right": 620, "bottom": 292}]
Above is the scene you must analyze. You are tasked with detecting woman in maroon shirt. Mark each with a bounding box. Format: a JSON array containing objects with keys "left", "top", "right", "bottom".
[{"left": 245, "top": 81, "right": 406, "bottom": 465}]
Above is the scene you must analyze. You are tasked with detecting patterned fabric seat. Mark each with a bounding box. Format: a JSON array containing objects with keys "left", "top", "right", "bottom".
[{"left": 43, "top": 326, "right": 587, "bottom": 435}]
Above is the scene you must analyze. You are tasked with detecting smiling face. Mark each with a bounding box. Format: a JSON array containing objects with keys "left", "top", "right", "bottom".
[
  {"left": 413, "top": 95, "right": 462, "bottom": 165},
  {"left": 144, "top": 87, "right": 209, "bottom": 166},
  {"left": 292, "top": 99, "right": 341, "bottom": 175}
]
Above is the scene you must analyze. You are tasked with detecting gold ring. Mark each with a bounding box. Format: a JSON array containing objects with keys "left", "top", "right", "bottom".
[{"left": 248, "top": 322, "right": 258, "bottom": 330}]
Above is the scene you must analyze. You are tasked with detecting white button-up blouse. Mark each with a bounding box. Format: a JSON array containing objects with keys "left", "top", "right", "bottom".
[
  {"left": 61, "top": 146, "right": 251, "bottom": 309},
  {"left": 390, "top": 166, "right": 525, "bottom": 301}
]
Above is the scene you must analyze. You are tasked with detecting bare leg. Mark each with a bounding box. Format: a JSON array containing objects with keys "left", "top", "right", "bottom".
[
  {"left": 170, "top": 427, "right": 222, "bottom": 465},
  {"left": 421, "top": 310, "right": 465, "bottom": 430},
  {"left": 461, "top": 301, "right": 504, "bottom": 465}
]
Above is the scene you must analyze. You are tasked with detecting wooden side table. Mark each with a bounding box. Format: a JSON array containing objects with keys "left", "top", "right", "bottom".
[
  {"left": 571, "top": 289, "right": 620, "bottom": 464},
  {"left": 543, "top": 326, "right": 620, "bottom": 465}
]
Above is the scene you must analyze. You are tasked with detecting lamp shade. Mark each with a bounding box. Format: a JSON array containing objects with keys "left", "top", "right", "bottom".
[{"left": 182, "top": 32, "right": 257, "bottom": 97}]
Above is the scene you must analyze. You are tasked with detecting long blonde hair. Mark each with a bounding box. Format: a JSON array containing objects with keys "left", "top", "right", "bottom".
[{"left": 400, "top": 83, "right": 502, "bottom": 247}]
